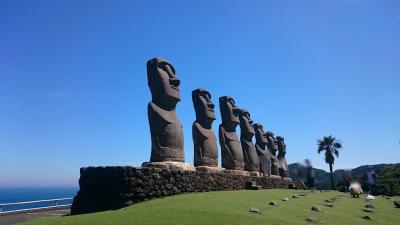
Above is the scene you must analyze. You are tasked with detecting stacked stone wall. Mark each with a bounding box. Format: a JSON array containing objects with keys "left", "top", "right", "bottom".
[{"left": 71, "top": 166, "right": 293, "bottom": 215}]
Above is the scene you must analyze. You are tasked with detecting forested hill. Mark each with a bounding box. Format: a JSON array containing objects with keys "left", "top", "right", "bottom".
[{"left": 288, "top": 163, "right": 400, "bottom": 190}]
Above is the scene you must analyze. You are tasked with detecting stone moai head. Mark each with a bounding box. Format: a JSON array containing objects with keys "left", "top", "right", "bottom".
[
  {"left": 147, "top": 57, "right": 181, "bottom": 109},
  {"left": 219, "top": 96, "right": 240, "bottom": 129},
  {"left": 266, "top": 131, "right": 278, "bottom": 152},
  {"left": 192, "top": 88, "right": 216, "bottom": 127},
  {"left": 276, "top": 136, "right": 286, "bottom": 153},
  {"left": 239, "top": 109, "right": 255, "bottom": 139},
  {"left": 253, "top": 123, "right": 268, "bottom": 148},
  {"left": 276, "top": 136, "right": 287, "bottom": 158}
]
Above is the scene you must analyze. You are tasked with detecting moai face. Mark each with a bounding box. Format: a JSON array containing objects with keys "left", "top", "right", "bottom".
[
  {"left": 219, "top": 96, "right": 240, "bottom": 127},
  {"left": 147, "top": 57, "right": 181, "bottom": 107},
  {"left": 253, "top": 123, "right": 268, "bottom": 146},
  {"left": 276, "top": 136, "right": 286, "bottom": 153},
  {"left": 192, "top": 88, "right": 216, "bottom": 122},
  {"left": 239, "top": 109, "right": 255, "bottom": 137},
  {"left": 266, "top": 131, "right": 278, "bottom": 151}
]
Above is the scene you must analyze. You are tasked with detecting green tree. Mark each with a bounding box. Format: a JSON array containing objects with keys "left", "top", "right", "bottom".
[{"left": 317, "top": 135, "right": 342, "bottom": 190}]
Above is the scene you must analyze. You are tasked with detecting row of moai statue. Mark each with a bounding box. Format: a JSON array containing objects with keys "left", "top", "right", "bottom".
[{"left": 146, "top": 57, "right": 288, "bottom": 177}]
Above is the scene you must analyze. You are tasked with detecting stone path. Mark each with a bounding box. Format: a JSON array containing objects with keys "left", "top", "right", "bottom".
[{"left": 0, "top": 208, "right": 70, "bottom": 225}]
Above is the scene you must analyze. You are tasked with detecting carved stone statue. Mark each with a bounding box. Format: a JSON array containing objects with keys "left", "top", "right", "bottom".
[
  {"left": 276, "top": 136, "right": 289, "bottom": 177},
  {"left": 192, "top": 88, "right": 218, "bottom": 167},
  {"left": 253, "top": 123, "right": 271, "bottom": 177},
  {"left": 218, "top": 96, "right": 244, "bottom": 170},
  {"left": 239, "top": 109, "right": 259, "bottom": 172},
  {"left": 147, "top": 57, "right": 184, "bottom": 162},
  {"left": 266, "top": 131, "right": 279, "bottom": 175}
]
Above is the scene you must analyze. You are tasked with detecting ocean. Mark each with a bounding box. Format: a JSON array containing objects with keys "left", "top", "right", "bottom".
[{"left": 0, "top": 187, "right": 78, "bottom": 212}]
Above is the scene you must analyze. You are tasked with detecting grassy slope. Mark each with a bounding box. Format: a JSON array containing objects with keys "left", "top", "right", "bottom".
[{"left": 21, "top": 190, "right": 399, "bottom": 225}]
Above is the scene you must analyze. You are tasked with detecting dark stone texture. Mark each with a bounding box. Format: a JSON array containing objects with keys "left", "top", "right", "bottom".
[
  {"left": 311, "top": 206, "right": 321, "bottom": 212},
  {"left": 253, "top": 123, "right": 271, "bottom": 176},
  {"left": 362, "top": 215, "right": 372, "bottom": 220},
  {"left": 266, "top": 131, "right": 279, "bottom": 175},
  {"left": 239, "top": 109, "right": 259, "bottom": 172},
  {"left": 276, "top": 136, "right": 289, "bottom": 178},
  {"left": 191, "top": 88, "right": 218, "bottom": 167},
  {"left": 245, "top": 181, "right": 261, "bottom": 190},
  {"left": 147, "top": 57, "right": 184, "bottom": 162},
  {"left": 218, "top": 96, "right": 244, "bottom": 170},
  {"left": 71, "top": 166, "right": 293, "bottom": 215},
  {"left": 306, "top": 216, "right": 317, "bottom": 223}
]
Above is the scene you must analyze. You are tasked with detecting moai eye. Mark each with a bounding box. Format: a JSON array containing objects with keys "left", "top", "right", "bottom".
[{"left": 160, "top": 63, "right": 176, "bottom": 78}]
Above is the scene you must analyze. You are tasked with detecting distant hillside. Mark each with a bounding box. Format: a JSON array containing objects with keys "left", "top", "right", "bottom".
[{"left": 288, "top": 163, "right": 399, "bottom": 190}]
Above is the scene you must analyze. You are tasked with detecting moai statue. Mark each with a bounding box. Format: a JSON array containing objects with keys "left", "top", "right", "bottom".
[
  {"left": 253, "top": 123, "right": 271, "bottom": 177},
  {"left": 192, "top": 88, "right": 218, "bottom": 167},
  {"left": 266, "top": 131, "right": 279, "bottom": 176},
  {"left": 276, "top": 136, "right": 289, "bottom": 178},
  {"left": 218, "top": 96, "right": 244, "bottom": 170},
  {"left": 146, "top": 57, "right": 184, "bottom": 162},
  {"left": 238, "top": 109, "right": 259, "bottom": 173}
]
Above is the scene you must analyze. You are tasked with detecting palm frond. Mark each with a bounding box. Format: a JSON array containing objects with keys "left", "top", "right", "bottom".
[
  {"left": 333, "top": 142, "right": 342, "bottom": 149},
  {"left": 333, "top": 149, "right": 339, "bottom": 158},
  {"left": 317, "top": 145, "right": 325, "bottom": 153},
  {"left": 318, "top": 135, "right": 341, "bottom": 160}
]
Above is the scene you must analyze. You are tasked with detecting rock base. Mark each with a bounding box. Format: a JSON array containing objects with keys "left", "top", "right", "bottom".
[
  {"left": 283, "top": 177, "right": 293, "bottom": 182},
  {"left": 223, "top": 169, "right": 250, "bottom": 176},
  {"left": 249, "top": 172, "right": 262, "bottom": 177},
  {"left": 196, "top": 166, "right": 225, "bottom": 173},
  {"left": 71, "top": 166, "right": 293, "bottom": 215},
  {"left": 142, "top": 161, "right": 196, "bottom": 171}
]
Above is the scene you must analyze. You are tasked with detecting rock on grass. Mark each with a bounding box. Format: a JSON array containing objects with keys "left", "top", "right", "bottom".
[
  {"left": 363, "top": 208, "right": 373, "bottom": 213},
  {"left": 363, "top": 215, "right": 372, "bottom": 220},
  {"left": 306, "top": 216, "right": 317, "bottom": 223},
  {"left": 282, "top": 197, "right": 289, "bottom": 201},
  {"left": 311, "top": 206, "right": 321, "bottom": 212},
  {"left": 249, "top": 207, "right": 260, "bottom": 213},
  {"left": 269, "top": 201, "right": 277, "bottom": 206},
  {"left": 324, "top": 203, "right": 334, "bottom": 207}
]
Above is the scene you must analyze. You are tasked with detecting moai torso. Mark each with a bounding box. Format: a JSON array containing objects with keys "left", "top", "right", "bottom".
[
  {"left": 192, "top": 122, "right": 218, "bottom": 166},
  {"left": 219, "top": 125, "right": 243, "bottom": 170},
  {"left": 239, "top": 109, "right": 259, "bottom": 172},
  {"left": 148, "top": 102, "right": 184, "bottom": 162},
  {"left": 219, "top": 96, "right": 244, "bottom": 170},
  {"left": 192, "top": 89, "right": 218, "bottom": 167},
  {"left": 266, "top": 131, "right": 279, "bottom": 175},
  {"left": 147, "top": 57, "right": 184, "bottom": 162},
  {"left": 254, "top": 123, "right": 271, "bottom": 176},
  {"left": 276, "top": 136, "right": 288, "bottom": 177}
]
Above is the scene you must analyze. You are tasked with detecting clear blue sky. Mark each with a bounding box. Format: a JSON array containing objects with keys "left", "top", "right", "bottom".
[{"left": 1, "top": 0, "right": 399, "bottom": 187}]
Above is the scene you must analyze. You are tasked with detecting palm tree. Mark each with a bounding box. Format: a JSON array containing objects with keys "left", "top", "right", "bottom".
[{"left": 317, "top": 135, "right": 342, "bottom": 190}]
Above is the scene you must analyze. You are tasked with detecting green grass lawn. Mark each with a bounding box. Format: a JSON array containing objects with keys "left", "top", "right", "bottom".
[{"left": 20, "top": 189, "right": 399, "bottom": 225}]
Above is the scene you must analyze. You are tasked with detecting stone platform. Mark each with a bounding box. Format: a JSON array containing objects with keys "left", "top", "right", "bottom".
[
  {"left": 142, "top": 161, "right": 196, "bottom": 171},
  {"left": 71, "top": 166, "right": 293, "bottom": 215}
]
